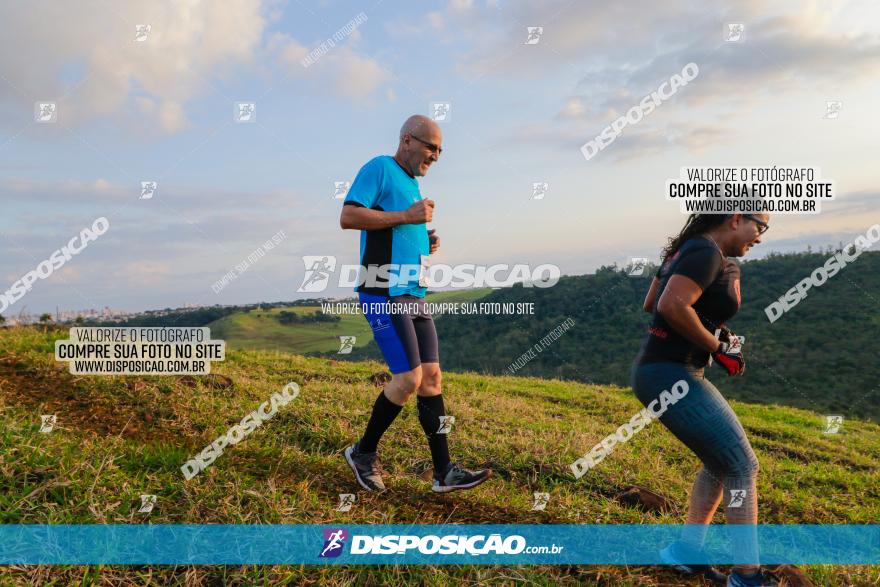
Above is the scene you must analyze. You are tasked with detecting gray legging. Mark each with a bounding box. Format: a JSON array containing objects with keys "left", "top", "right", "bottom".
[{"left": 632, "top": 361, "right": 760, "bottom": 567}]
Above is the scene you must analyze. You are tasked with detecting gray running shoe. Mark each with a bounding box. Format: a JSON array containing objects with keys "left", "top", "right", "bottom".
[
  {"left": 344, "top": 444, "right": 386, "bottom": 493},
  {"left": 432, "top": 463, "right": 492, "bottom": 493},
  {"left": 727, "top": 568, "right": 779, "bottom": 587}
]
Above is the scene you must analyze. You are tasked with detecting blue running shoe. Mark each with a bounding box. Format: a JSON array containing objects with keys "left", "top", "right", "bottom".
[{"left": 659, "top": 540, "right": 727, "bottom": 584}]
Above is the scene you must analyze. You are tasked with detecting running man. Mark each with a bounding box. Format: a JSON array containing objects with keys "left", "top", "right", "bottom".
[
  {"left": 632, "top": 213, "right": 777, "bottom": 586},
  {"left": 339, "top": 114, "right": 492, "bottom": 494}
]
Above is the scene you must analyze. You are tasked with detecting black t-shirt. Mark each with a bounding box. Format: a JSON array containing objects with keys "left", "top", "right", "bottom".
[{"left": 637, "top": 236, "right": 741, "bottom": 367}]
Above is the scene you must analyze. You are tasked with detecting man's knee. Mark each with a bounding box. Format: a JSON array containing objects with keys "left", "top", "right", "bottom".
[
  {"left": 388, "top": 368, "right": 421, "bottom": 402},
  {"left": 419, "top": 365, "right": 441, "bottom": 391}
]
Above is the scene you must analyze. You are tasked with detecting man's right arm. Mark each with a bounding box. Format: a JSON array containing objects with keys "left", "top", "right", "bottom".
[{"left": 340, "top": 199, "right": 434, "bottom": 231}]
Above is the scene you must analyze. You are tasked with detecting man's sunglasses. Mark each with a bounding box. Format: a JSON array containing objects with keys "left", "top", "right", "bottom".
[
  {"left": 409, "top": 134, "right": 443, "bottom": 155},
  {"left": 743, "top": 214, "right": 769, "bottom": 235}
]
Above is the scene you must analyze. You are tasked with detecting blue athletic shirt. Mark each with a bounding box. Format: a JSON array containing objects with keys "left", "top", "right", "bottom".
[{"left": 343, "top": 155, "right": 429, "bottom": 297}]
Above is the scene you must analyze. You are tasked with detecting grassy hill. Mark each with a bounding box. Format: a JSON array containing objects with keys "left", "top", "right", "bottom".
[
  {"left": 208, "top": 289, "right": 492, "bottom": 355},
  {"left": 1, "top": 326, "right": 878, "bottom": 585}
]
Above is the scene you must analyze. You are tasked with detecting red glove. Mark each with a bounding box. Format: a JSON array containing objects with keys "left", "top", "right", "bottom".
[{"left": 712, "top": 330, "right": 745, "bottom": 376}]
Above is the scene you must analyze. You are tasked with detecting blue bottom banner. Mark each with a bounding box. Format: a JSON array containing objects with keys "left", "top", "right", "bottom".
[{"left": 1, "top": 524, "right": 878, "bottom": 565}]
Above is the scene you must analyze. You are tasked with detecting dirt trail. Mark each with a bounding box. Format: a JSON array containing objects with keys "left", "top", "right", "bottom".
[{"left": 0, "top": 353, "right": 184, "bottom": 444}]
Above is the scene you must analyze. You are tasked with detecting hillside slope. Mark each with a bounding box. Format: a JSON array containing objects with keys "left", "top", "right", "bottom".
[
  {"left": 414, "top": 251, "right": 880, "bottom": 422},
  {"left": 0, "top": 327, "right": 878, "bottom": 585}
]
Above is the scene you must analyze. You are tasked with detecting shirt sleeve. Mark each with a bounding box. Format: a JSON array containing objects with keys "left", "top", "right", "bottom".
[
  {"left": 656, "top": 260, "right": 669, "bottom": 279},
  {"left": 672, "top": 245, "right": 722, "bottom": 290},
  {"left": 343, "top": 158, "right": 385, "bottom": 209}
]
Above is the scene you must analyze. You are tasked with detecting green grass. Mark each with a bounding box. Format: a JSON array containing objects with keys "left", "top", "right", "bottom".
[
  {"left": 1, "top": 325, "right": 878, "bottom": 585},
  {"left": 208, "top": 289, "right": 492, "bottom": 354}
]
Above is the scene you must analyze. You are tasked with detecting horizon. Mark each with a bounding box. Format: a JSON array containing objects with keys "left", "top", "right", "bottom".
[
  {"left": 5, "top": 245, "right": 874, "bottom": 318},
  {"left": 2, "top": 0, "right": 879, "bottom": 314}
]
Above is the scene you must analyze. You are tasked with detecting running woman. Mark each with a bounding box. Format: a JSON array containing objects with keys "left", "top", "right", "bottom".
[
  {"left": 632, "top": 213, "right": 776, "bottom": 586},
  {"left": 339, "top": 114, "right": 492, "bottom": 494}
]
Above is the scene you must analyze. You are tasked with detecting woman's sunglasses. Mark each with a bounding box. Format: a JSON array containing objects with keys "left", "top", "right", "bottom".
[{"left": 743, "top": 214, "right": 769, "bottom": 235}]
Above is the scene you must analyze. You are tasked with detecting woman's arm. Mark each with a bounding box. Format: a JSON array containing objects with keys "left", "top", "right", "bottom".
[
  {"left": 656, "top": 274, "right": 720, "bottom": 352},
  {"left": 643, "top": 277, "right": 659, "bottom": 313}
]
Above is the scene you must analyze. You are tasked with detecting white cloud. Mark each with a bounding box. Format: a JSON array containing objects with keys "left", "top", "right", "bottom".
[
  {"left": 414, "top": 0, "right": 880, "bottom": 159},
  {"left": 334, "top": 49, "right": 393, "bottom": 100},
  {"left": 0, "top": 0, "right": 267, "bottom": 133},
  {"left": 0, "top": 1, "right": 396, "bottom": 132},
  {"left": 449, "top": 0, "right": 476, "bottom": 14},
  {"left": 428, "top": 11, "right": 446, "bottom": 30},
  {"left": 274, "top": 35, "right": 392, "bottom": 101},
  {"left": 136, "top": 97, "right": 188, "bottom": 134},
  {"left": 558, "top": 98, "right": 585, "bottom": 119}
]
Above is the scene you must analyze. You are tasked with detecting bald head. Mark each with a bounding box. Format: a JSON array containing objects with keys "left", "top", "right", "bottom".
[
  {"left": 395, "top": 114, "right": 443, "bottom": 177},
  {"left": 399, "top": 114, "right": 440, "bottom": 141}
]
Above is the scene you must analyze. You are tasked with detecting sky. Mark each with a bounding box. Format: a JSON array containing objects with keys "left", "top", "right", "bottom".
[{"left": 1, "top": 0, "right": 879, "bottom": 315}]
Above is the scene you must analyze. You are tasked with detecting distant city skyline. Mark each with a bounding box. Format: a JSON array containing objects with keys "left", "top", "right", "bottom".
[{"left": 2, "top": 0, "right": 879, "bottom": 315}]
